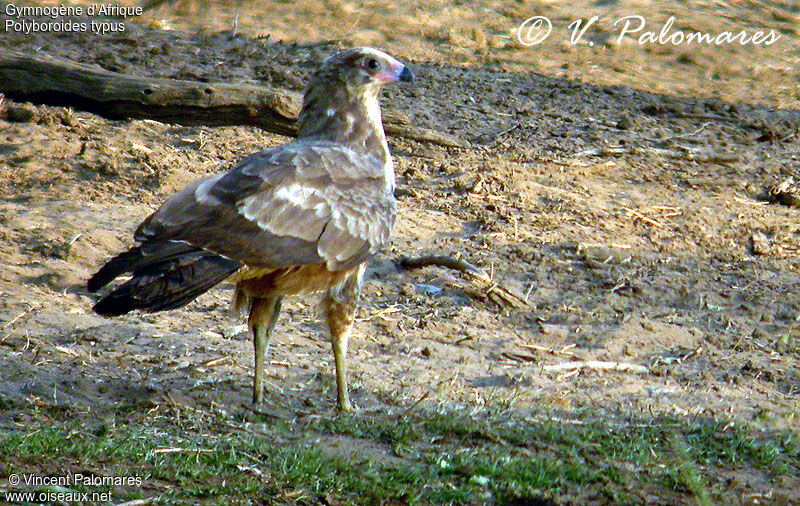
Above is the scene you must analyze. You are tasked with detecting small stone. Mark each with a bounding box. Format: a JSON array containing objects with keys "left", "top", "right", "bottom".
[
  {"left": 750, "top": 231, "right": 772, "bottom": 256},
  {"left": 538, "top": 322, "right": 570, "bottom": 338},
  {"left": 767, "top": 177, "right": 800, "bottom": 207},
  {"left": 616, "top": 116, "right": 633, "bottom": 130}
]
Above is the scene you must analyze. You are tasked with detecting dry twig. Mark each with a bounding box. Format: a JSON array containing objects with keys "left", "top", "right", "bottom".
[
  {"left": 572, "top": 144, "right": 739, "bottom": 164},
  {"left": 542, "top": 360, "right": 649, "bottom": 374},
  {"left": 398, "top": 390, "right": 431, "bottom": 419},
  {"left": 398, "top": 255, "right": 530, "bottom": 309},
  {"left": 114, "top": 499, "right": 157, "bottom": 506},
  {"left": 204, "top": 356, "right": 233, "bottom": 367},
  {"left": 152, "top": 447, "right": 215, "bottom": 454},
  {"left": 518, "top": 342, "right": 576, "bottom": 356},
  {"left": 1, "top": 304, "right": 37, "bottom": 344},
  {"left": 501, "top": 351, "right": 538, "bottom": 363},
  {"left": 623, "top": 206, "right": 665, "bottom": 228}
]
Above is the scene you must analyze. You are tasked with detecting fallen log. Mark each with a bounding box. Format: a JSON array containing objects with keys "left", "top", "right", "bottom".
[{"left": 0, "top": 50, "right": 468, "bottom": 147}]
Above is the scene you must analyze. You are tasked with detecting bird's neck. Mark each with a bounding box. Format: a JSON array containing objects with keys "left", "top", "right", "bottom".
[{"left": 297, "top": 86, "right": 392, "bottom": 174}]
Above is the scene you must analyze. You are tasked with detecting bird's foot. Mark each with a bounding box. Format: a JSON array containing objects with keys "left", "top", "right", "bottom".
[
  {"left": 337, "top": 397, "right": 354, "bottom": 414},
  {"left": 252, "top": 387, "right": 264, "bottom": 405}
]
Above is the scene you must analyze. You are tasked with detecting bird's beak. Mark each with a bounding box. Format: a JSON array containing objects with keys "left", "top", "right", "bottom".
[
  {"left": 378, "top": 60, "right": 414, "bottom": 84},
  {"left": 398, "top": 66, "right": 414, "bottom": 83}
]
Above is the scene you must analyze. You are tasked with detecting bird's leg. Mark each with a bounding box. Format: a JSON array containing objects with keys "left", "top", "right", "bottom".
[
  {"left": 324, "top": 266, "right": 365, "bottom": 413},
  {"left": 327, "top": 305, "right": 355, "bottom": 412},
  {"left": 249, "top": 296, "right": 282, "bottom": 404}
]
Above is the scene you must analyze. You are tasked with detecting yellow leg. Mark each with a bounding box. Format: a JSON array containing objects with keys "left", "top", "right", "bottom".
[
  {"left": 325, "top": 265, "right": 364, "bottom": 413},
  {"left": 249, "top": 296, "right": 282, "bottom": 405},
  {"left": 330, "top": 319, "right": 353, "bottom": 412}
]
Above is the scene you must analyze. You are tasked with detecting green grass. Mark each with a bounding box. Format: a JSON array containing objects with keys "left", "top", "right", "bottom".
[{"left": 1, "top": 408, "right": 797, "bottom": 505}]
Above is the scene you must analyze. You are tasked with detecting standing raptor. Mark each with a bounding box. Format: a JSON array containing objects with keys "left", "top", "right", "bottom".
[{"left": 87, "top": 47, "right": 413, "bottom": 412}]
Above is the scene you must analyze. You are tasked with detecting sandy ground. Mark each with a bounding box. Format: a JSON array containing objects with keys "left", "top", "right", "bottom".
[{"left": 1, "top": 0, "right": 799, "bottom": 503}]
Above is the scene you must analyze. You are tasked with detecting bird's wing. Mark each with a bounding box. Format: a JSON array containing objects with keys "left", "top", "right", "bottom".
[{"left": 135, "top": 140, "right": 396, "bottom": 271}]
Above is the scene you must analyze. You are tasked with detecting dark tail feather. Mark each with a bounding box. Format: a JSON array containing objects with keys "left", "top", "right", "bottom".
[
  {"left": 87, "top": 241, "right": 198, "bottom": 293},
  {"left": 91, "top": 251, "right": 240, "bottom": 316}
]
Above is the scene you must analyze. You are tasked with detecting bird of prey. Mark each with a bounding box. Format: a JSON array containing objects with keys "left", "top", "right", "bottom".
[{"left": 87, "top": 47, "right": 414, "bottom": 412}]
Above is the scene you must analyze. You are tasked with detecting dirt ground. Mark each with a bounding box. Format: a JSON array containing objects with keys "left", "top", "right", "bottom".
[{"left": 1, "top": 0, "right": 799, "bottom": 503}]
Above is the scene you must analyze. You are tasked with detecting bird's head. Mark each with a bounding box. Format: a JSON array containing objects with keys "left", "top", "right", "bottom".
[
  {"left": 298, "top": 47, "right": 413, "bottom": 148},
  {"left": 313, "top": 47, "right": 414, "bottom": 98}
]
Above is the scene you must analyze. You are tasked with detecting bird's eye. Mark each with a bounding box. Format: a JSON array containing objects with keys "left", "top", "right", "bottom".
[{"left": 365, "top": 58, "right": 381, "bottom": 71}]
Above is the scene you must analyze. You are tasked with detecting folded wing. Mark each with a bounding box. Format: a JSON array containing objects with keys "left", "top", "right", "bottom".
[{"left": 88, "top": 140, "right": 396, "bottom": 314}]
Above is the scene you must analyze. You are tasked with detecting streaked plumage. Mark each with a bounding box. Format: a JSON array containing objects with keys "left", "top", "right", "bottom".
[{"left": 88, "top": 47, "right": 414, "bottom": 411}]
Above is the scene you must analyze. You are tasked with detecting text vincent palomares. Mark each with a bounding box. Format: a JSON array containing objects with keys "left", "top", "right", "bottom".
[
  {"left": 517, "top": 15, "right": 781, "bottom": 47},
  {"left": 10, "top": 472, "right": 143, "bottom": 487}
]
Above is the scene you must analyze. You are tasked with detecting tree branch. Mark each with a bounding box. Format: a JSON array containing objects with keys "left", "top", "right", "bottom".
[
  {"left": 398, "top": 255, "right": 530, "bottom": 310},
  {"left": 0, "top": 50, "right": 468, "bottom": 147}
]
